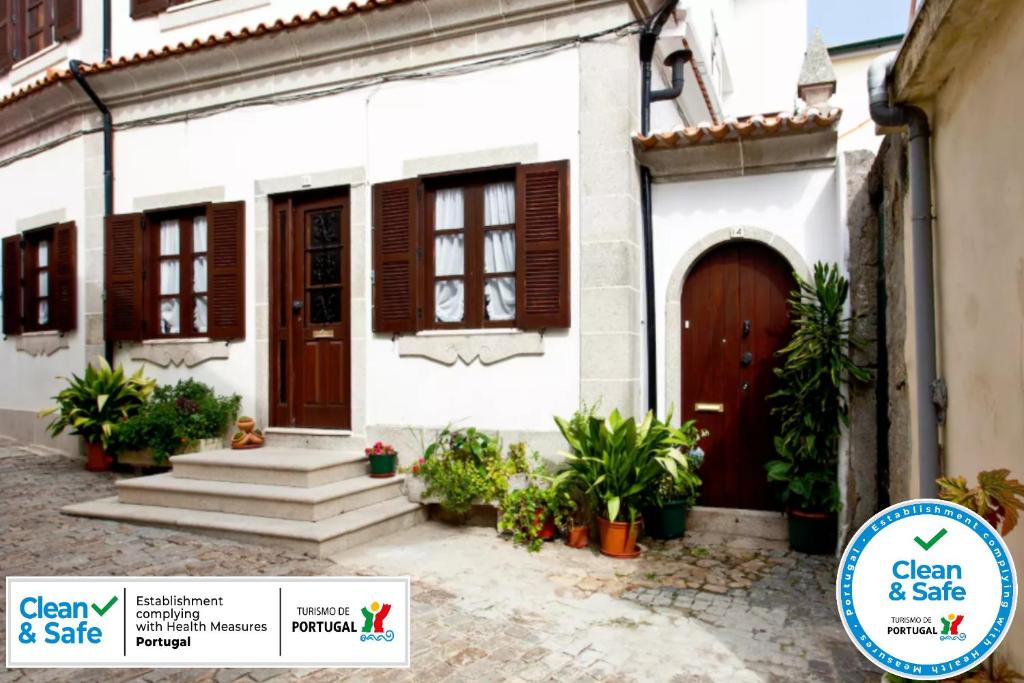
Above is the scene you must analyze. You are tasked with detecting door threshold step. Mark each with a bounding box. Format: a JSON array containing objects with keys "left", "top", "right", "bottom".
[
  {"left": 265, "top": 427, "right": 353, "bottom": 437},
  {"left": 170, "top": 447, "right": 368, "bottom": 487},
  {"left": 117, "top": 473, "right": 405, "bottom": 522},
  {"left": 62, "top": 497, "right": 426, "bottom": 557},
  {"left": 687, "top": 506, "right": 787, "bottom": 541}
]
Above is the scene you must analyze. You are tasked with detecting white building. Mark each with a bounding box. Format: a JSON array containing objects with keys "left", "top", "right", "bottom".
[{"left": 0, "top": 0, "right": 869, "bottom": 545}]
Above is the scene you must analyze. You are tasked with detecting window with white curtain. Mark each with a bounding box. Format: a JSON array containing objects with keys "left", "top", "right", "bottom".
[
  {"left": 427, "top": 174, "right": 517, "bottom": 328},
  {"left": 150, "top": 210, "right": 209, "bottom": 338}
]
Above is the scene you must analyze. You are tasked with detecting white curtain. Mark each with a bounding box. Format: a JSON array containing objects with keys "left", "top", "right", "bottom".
[
  {"left": 435, "top": 188, "right": 464, "bottom": 229},
  {"left": 160, "top": 219, "right": 180, "bottom": 255},
  {"left": 37, "top": 240, "right": 48, "bottom": 267},
  {"left": 434, "top": 233, "right": 464, "bottom": 276},
  {"left": 38, "top": 300, "right": 48, "bottom": 326},
  {"left": 484, "top": 230, "right": 515, "bottom": 273},
  {"left": 435, "top": 281, "right": 464, "bottom": 323},
  {"left": 485, "top": 277, "right": 515, "bottom": 321},
  {"left": 160, "top": 299, "right": 180, "bottom": 334},
  {"left": 484, "top": 182, "right": 515, "bottom": 226},
  {"left": 192, "top": 215, "right": 208, "bottom": 252},
  {"left": 38, "top": 270, "right": 48, "bottom": 297},
  {"left": 194, "top": 296, "right": 208, "bottom": 335},
  {"left": 193, "top": 256, "right": 207, "bottom": 293},
  {"left": 160, "top": 261, "right": 180, "bottom": 295}
]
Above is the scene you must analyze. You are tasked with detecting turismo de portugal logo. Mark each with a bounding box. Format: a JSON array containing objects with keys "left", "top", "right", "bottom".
[{"left": 837, "top": 499, "right": 1017, "bottom": 680}]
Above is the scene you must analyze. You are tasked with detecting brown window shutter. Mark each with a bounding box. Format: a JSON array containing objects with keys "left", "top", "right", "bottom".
[
  {"left": 53, "top": 0, "right": 80, "bottom": 41},
  {"left": 206, "top": 201, "right": 245, "bottom": 340},
  {"left": 104, "top": 213, "right": 143, "bottom": 341},
  {"left": 516, "top": 160, "right": 570, "bottom": 329},
  {"left": 2, "top": 234, "right": 22, "bottom": 336},
  {"left": 130, "top": 0, "right": 168, "bottom": 19},
  {"left": 0, "top": 0, "right": 12, "bottom": 75},
  {"left": 52, "top": 221, "right": 77, "bottom": 332},
  {"left": 372, "top": 179, "right": 421, "bottom": 334}
]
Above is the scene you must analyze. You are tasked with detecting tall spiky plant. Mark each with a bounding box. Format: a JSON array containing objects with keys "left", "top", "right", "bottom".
[{"left": 766, "top": 263, "right": 871, "bottom": 513}]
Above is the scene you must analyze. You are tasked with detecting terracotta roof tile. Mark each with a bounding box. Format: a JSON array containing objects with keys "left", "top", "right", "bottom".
[
  {"left": 633, "top": 108, "right": 842, "bottom": 151},
  {"left": 0, "top": 0, "right": 412, "bottom": 111}
]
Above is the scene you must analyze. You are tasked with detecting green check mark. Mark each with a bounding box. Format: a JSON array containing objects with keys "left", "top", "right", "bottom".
[
  {"left": 91, "top": 595, "right": 118, "bottom": 617},
  {"left": 913, "top": 528, "right": 947, "bottom": 551}
]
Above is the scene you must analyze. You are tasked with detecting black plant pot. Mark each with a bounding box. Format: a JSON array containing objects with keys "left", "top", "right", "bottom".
[
  {"left": 642, "top": 502, "right": 688, "bottom": 540},
  {"left": 787, "top": 509, "right": 837, "bottom": 555}
]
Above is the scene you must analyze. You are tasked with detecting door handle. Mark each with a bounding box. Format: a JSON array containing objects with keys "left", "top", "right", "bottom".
[
  {"left": 292, "top": 300, "right": 303, "bottom": 314},
  {"left": 695, "top": 403, "right": 725, "bottom": 413},
  {"left": 742, "top": 320, "right": 751, "bottom": 337}
]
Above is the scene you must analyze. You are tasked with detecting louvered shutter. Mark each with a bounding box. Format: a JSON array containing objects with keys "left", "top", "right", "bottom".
[
  {"left": 52, "top": 221, "right": 76, "bottom": 332},
  {"left": 130, "top": 0, "right": 169, "bottom": 19},
  {"left": 2, "top": 234, "right": 22, "bottom": 336},
  {"left": 206, "top": 201, "right": 245, "bottom": 340},
  {"left": 516, "top": 160, "right": 570, "bottom": 329},
  {"left": 104, "top": 213, "right": 143, "bottom": 341},
  {"left": 372, "top": 180, "right": 420, "bottom": 333},
  {"left": 53, "top": 0, "right": 80, "bottom": 41},
  {"left": 0, "top": 0, "right": 12, "bottom": 75}
]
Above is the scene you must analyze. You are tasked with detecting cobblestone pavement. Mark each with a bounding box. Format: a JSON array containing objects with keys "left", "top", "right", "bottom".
[{"left": 0, "top": 439, "right": 880, "bottom": 683}]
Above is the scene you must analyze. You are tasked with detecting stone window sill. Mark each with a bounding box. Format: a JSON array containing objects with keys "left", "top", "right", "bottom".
[
  {"left": 159, "top": 0, "right": 271, "bottom": 31},
  {"left": 10, "top": 43, "right": 68, "bottom": 90},
  {"left": 15, "top": 330, "right": 69, "bottom": 357},
  {"left": 397, "top": 329, "right": 542, "bottom": 366},
  {"left": 130, "top": 338, "right": 229, "bottom": 367}
]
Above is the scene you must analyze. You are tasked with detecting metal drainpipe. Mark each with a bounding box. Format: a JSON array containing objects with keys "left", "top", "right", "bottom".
[
  {"left": 69, "top": 59, "right": 115, "bottom": 365},
  {"left": 103, "top": 0, "right": 111, "bottom": 61},
  {"left": 638, "top": 0, "right": 684, "bottom": 415},
  {"left": 867, "top": 52, "right": 939, "bottom": 498}
]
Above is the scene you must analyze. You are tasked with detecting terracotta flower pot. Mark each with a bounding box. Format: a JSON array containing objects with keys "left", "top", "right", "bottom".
[
  {"left": 236, "top": 417, "right": 255, "bottom": 433},
  {"left": 84, "top": 442, "right": 112, "bottom": 472},
  {"left": 534, "top": 509, "right": 556, "bottom": 540},
  {"left": 566, "top": 524, "right": 590, "bottom": 548},
  {"left": 596, "top": 516, "right": 641, "bottom": 558}
]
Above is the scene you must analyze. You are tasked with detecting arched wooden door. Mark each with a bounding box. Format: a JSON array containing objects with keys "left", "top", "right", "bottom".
[{"left": 681, "top": 241, "right": 796, "bottom": 510}]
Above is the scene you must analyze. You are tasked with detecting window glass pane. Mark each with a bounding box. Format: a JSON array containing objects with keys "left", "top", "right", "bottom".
[
  {"left": 434, "top": 233, "right": 464, "bottom": 277},
  {"left": 194, "top": 295, "right": 208, "bottom": 335},
  {"left": 193, "top": 215, "right": 208, "bottom": 252},
  {"left": 485, "top": 277, "right": 515, "bottom": 322},
  {"left": 434, "top": 188, "right": 465, "bottom": 230},
  {"left": 484, "top": 182, "right": 515, "bottom": 226},
  {"left": 309, "top": 288, "right": 342, "bottom": 325},
  {"left": 160, "top": 219, "right": 180, "bottom": 256},
  {"left": 193, "top": 256, "right": 207, "bottom": 293},
  {"left": 37, "top": 240, "right": 48, "bottom": 267},
  {"left": 484, "top": 229, "right": 515, "bottom": 273},
  {"left": 38, "top": 300, "right": 48, "bottom": 326},
  {"left": 435, "top": 280, "right": 464, "bottom": 323},
  {"left": 160, "top": 298, "right": 180, "bottom": 334},
  {"left": 160, "top": 260, "right": 180, "bottom": 295},
  {"left": 38, "top": 271, "right": 48, "bottom": 297}
]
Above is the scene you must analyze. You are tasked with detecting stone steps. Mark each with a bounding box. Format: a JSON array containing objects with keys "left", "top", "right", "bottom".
[
  {"left": 61, "top": 445, "right": 426, "bottom": 557},
  {"left": 63, "top": 496, "right": 426, "bottom": 557},
  {"left": 687, "top": 506, "right": 787, "bottom": 540},
  {"left": 117, "top": 472, "right": 405, "bottom": 522},
  {"left": 170, "top": 447, "right": 368, "bottom": 487}
]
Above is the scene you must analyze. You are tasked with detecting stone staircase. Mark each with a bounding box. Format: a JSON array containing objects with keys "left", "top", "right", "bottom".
[{"left": 62, "top": 447, "right": 426, "bottom": 557}]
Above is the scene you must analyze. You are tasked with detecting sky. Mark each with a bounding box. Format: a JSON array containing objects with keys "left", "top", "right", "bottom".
[{"left": 807, "top": 0, "right": 910, "bottom": 47}]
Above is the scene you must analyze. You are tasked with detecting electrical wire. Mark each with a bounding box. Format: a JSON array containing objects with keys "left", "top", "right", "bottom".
[{"left": 0, "top": 17, "right": 643, "bottom": 169}]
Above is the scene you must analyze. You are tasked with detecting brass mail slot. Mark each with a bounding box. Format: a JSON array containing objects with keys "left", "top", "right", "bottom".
[
  {"left": 312, "top": 329, "right": 335, "bottom": 339},
  {"left": 694, "top": 402, "right": 725, "bottom": 413}
]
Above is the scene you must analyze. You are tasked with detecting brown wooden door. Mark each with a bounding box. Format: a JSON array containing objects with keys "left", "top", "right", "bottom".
[
  {"left": 270, "top": 191, "right": 351, "bottom": 429},
  {"left": 681, "top": 241, "right": 795, "bottom": 510}
]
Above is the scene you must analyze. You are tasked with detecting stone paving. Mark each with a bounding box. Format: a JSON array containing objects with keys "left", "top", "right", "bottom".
[{"left": 0, "top": 438, "right": 880, "bottom": 682}]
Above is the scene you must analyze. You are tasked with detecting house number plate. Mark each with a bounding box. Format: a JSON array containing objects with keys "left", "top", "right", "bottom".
[{"left": 312, "top": 329, "right": 334, "bottom": 339}]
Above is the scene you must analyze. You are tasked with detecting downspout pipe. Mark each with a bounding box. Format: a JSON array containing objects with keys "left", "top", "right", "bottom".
[
  {"left": 102, "top": 0, "right": 111, "bottom": 61},
  {"left": 69, "top": 59, "right": 115, "bottom": 365},
  {"left": 867, "top": 52, "right": 939, "bottom": 498},
  {"left": 639, "top": 0, "right": 682, "bottom": 415}
]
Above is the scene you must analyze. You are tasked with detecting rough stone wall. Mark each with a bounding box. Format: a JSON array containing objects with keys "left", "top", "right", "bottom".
[
  {"left": 844, "top": 149, "right": 879, "bottom": 535},
  {"left": 870, "top": 136, "right": 913, "bottom": 503}
]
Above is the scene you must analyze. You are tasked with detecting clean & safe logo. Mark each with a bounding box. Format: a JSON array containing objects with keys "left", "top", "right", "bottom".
[
  {"left": 17, "top": 593, "right": 118, "bottom": 646},
  {"left": 837, "top": 500, "right": 1017, "bottom": 680}
]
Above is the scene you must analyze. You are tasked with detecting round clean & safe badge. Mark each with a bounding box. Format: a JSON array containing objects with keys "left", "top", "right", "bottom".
[{"left": 836, "top": 499, "right": 1017, "bottom": 680}]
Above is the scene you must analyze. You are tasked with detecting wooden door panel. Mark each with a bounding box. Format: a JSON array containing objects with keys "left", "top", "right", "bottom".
[{"left": 682, "top": 241, "right": 794, "bottom": 510}]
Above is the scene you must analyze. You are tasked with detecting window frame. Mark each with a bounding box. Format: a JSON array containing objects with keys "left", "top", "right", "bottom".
[
  {"left": 144, "top": 207, "right": 208, "bottom": 340},
  {"left": 423, "top": 168, "right": 519, "bottom": 331},
  {"left": 20, "top": 225, "right": 55, "bottom": 333}
]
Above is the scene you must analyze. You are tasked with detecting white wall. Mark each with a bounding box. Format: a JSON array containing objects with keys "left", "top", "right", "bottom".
[
  {"left": 723, "top": 0, "right": 806, "bottom": 116},
  {"left": 832, "top": 47, "right": 892, "bottom": 153},
  {"left": 651, "top": 167, "right": 841, "bottom": 410},
  {"left": 0, "top": 137, "right": 88, "bottom": 410},
  {"left": 104, "top": 50, "right": 582, "bottom": 433}
]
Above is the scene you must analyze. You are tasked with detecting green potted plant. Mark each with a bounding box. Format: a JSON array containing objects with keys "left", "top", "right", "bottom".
[
  {"left": 644, "top": 446, "right": 704, "bottom": 540},
  {"left": 766, "top": 263, "right": 871, "bottom": 554},
  {"left": 506, "top": 441, "right": 536, "bottom": 491},
  {"left": 365, "top": 441, "right": 398, "bottom": 478},
  {"left": 417, "top": 427, "right": 513, "bottom": 521},
  {"left": 555, "top": 407, "right": 691, "bottom": 558},
  {"left": 562, "top": 478, "right": 594, "bottom": 548},
  {"left": 499, "top": 482, "right": 574, "bottom": 552},
  {"left": 40, "top": 357, "right": 155, "bottom": 472}
]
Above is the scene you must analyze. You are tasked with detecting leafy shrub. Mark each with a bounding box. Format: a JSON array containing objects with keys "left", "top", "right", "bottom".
[
  {"left": 499, "top": 483, "right": 575, "bottom": 552},
  {"left": 40, "top": 358, "right": 156, "bottom": 449},
  {"left": 113, "top": 379, "right": 240, "bottom": 463},
  {"left": 419, "top": 427, "right": 514, "bottom": 517},
  {"left": 938, "top": 469, "right": 1024, "bottom": 536}
]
